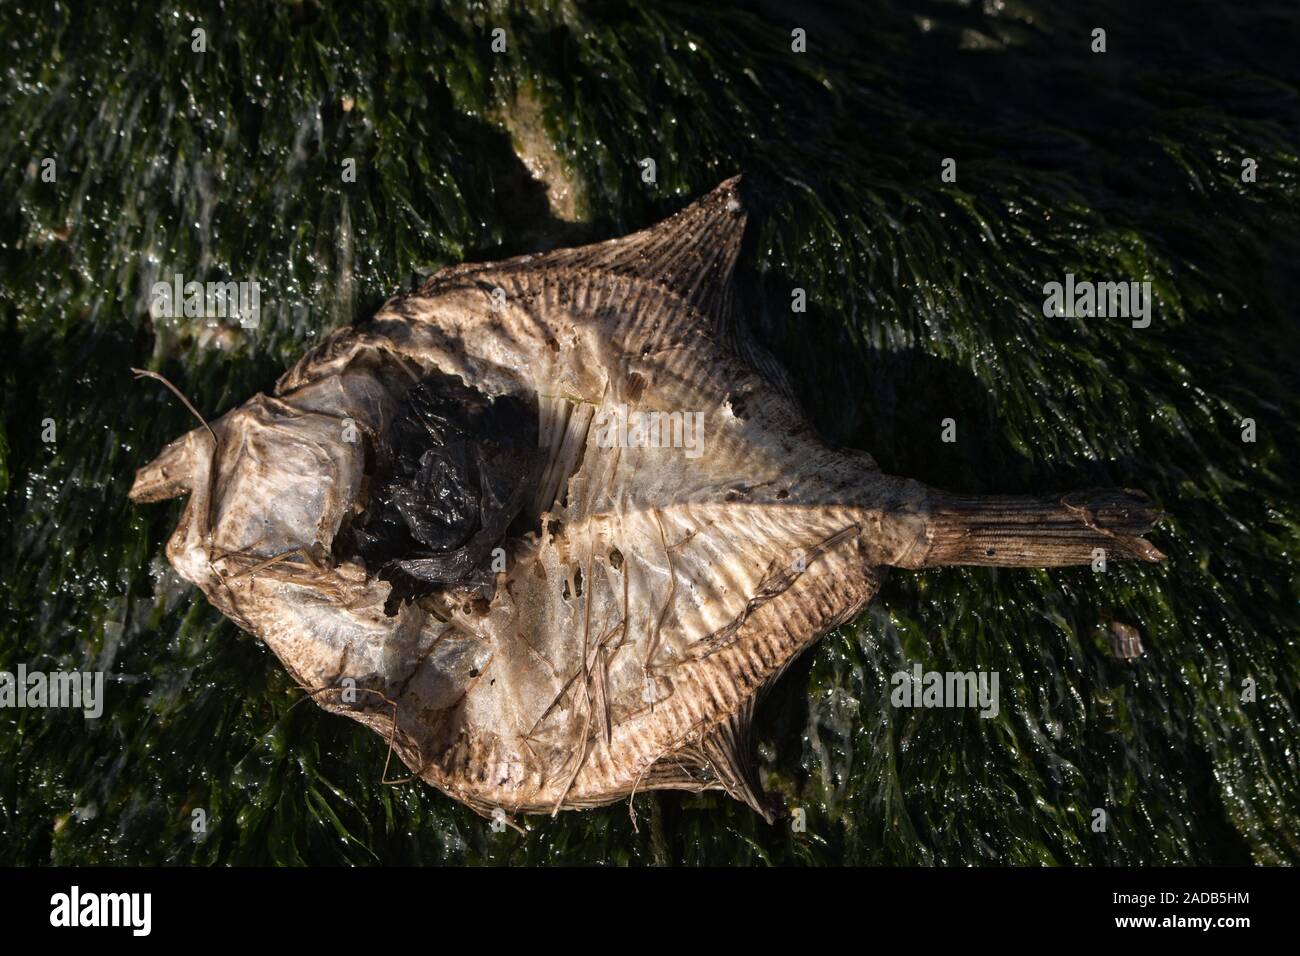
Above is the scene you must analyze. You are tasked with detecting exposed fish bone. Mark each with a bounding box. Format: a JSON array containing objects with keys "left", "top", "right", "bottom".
[{"left": 131, "top": 177, "right": 1163, "bottom": 821}]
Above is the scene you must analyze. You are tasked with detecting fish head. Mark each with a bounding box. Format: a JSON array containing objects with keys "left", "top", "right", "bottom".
[{"left": 129, "top": 364, "right": 401, "bottom": 610}]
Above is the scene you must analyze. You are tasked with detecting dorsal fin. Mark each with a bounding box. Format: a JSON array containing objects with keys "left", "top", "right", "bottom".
[
  {"left": 550, "top": 175, "right": 747, "bottom": 327},
  {"left": 427, "top": 176, "right": 748, "bottom": 331}
]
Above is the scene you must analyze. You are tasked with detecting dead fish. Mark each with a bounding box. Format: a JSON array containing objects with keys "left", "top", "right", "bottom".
[{"left": 130, "top": 177, "right": 1164, "bottom": 822}]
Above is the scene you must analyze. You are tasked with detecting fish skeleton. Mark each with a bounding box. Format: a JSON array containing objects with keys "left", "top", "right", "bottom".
[{"left": 131, "top": 177, "right": 1163, "bottom": 821}]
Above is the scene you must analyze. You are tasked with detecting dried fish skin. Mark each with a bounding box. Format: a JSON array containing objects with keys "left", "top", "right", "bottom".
[{"left": 131, "top": 177, "right": 1163, "bottom": 821}]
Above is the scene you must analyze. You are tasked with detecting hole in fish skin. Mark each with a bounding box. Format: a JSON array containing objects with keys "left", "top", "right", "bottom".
[
  {"left": 625, "top": 372, "right": 647, "bottom": 403},
  {"left": 609, "top": 547, "right": 624, "bottom": 570},
  {"left": 348, "top": 369, "right": 541, "bottom": 613}
]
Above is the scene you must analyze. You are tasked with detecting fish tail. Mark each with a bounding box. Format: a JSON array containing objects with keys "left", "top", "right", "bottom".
[{"left": 913, "top": 488, "right": 1165, "bottom": 568}]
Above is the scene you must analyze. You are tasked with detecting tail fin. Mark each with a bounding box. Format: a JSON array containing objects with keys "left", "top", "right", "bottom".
[{"left": 918, "top": 488, "right": 1164, "bottom": 567}]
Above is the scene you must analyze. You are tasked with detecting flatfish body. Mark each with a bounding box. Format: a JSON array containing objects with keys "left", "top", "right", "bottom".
[{"left": 131, "top": 178, "right": 1161, "bottom": 820}]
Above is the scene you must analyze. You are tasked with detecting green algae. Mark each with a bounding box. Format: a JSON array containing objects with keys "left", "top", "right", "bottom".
[{"left": 1, "top": 0, "right": 1297, "bottom": 865}]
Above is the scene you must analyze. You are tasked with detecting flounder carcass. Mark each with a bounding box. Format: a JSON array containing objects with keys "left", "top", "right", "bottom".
[{"left": 131, "top": 178, "right": 1162, "bottom": 820}]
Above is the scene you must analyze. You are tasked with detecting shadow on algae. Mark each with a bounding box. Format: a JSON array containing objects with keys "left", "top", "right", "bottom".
[{"left": 1, "top": 0, "right": 1298, "bottom": 866}]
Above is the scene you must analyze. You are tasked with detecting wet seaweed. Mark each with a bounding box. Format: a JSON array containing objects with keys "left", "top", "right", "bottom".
[{"left": 1, "top": 0, "right": 1297, "bottom": 864}]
